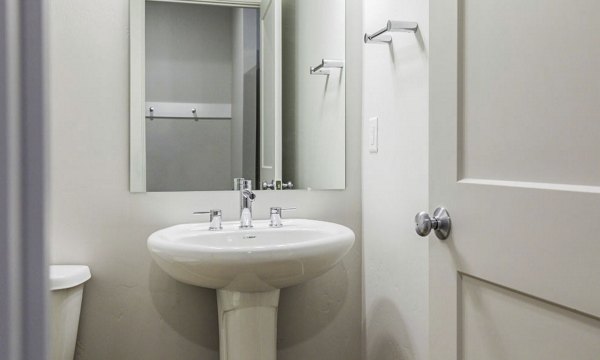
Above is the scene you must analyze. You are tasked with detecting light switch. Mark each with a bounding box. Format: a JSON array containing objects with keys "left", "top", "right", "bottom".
[{"left": 368, "top": 117, "right": 378, "bottom": 153}]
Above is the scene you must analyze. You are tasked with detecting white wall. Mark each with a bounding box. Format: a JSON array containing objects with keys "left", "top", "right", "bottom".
[
  {"left": 362, "top": 0, "right": 429, "bottom": 359},
  {"left": 282, "top": 0, "right": 346, "bottom": 190},
  {"left": 48, "top": 0, "right": 362, "bottom": 359}
]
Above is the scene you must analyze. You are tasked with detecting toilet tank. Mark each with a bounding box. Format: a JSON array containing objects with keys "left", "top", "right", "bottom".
[{"left": 50, "top": 265, "right": 91, "bottom": 360}]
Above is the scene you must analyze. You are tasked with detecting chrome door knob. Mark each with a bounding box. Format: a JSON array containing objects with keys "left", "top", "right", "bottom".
[
  {"left": 262, "top": 180, "right": 276, "bottom": 190},
  {"left": 415, "top": 207, "right": 451, "bottom": 240},
  {"left": 282, "top": 181, "right": 294, "bottom": 190}
]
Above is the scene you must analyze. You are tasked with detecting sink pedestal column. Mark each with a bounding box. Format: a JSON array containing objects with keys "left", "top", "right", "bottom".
[{"left": 217, "top": 289, "right": 280, "bottom": 360}]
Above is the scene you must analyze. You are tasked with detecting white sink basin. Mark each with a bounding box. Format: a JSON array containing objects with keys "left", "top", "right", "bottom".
[
  {"left": 147, "top": 219, "right": 355, "bottom": 292},
  {"left": 148, "top": 218, "right": 354, "bottom": 360}
]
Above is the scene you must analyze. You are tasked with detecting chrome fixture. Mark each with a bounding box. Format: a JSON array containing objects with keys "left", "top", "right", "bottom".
[
  {"left": 364, "top": 20, "right": 418, "bottom": 43},
  {"left": 310, "top": 59, "right": 345, "bottom": 75},
  {"left": 282, "top": 181, "right": 294, "bottom": 190},
  {"left": 144, "top": 102, "right": 232, "bottom": 120},
  {"left": 193, "top": 209, "right": 223, "bottom": 231},
  {"left": 234, "top": 177, "right": 244, "bottom": 190},
  {"left": 262, "top": 180, "right": 295, "bottom": 190},
  {"left": 262, "top": 180, "right": 275, "bottom": 190},
  {"left": 236, "top": 178, "right": 256, "bottom": 229},
  {"left": 146, "top": 106, "right": 201, "bottom": 119},
  {"left": 269, "top": 207, "right": 297, "bottom": 227},
  {"left": 415, "top": 207, "right": 451, "bottom": 240}
]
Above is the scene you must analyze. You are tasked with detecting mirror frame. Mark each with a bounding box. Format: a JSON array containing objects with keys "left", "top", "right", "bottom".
[{"left": 129, "top": 0, "right": 261, "bottom": 192}]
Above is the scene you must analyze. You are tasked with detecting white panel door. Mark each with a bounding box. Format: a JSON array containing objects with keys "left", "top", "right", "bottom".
[
  {"left": 429, "top": 0, "right": 600, "bottom": 358},
  {"left": 260, "top": 0, "right": 282, "bottom": 187}
]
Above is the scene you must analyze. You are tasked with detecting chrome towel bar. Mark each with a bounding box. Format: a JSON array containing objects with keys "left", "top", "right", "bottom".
[
  {"left": 145, "top": 102, "right": 231, "bottom": 120},
  {"left": 364, "top": 20, "right": 418, "bottom": 43},
  {"left": 310, "top": 59, "right": 344, "bottom": 75}
]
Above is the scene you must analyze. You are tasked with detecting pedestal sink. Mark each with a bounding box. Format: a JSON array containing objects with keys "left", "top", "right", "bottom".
[{"left": 147, "top": 219, "right": 355, "bottom": 360}]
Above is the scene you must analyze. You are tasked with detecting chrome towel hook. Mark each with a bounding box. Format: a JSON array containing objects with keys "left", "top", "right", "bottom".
[{"left": 364, "top": 20, "right": 418, "bottom": 44}]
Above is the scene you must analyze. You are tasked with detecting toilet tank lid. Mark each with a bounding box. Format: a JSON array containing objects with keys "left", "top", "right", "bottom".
[{"left": 50, "top": 265, "right": 91, "bottom": 291}]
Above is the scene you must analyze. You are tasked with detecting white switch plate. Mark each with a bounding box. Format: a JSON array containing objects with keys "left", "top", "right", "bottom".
[{"left": 368, "top": 117, "right": 378, "bottom": 153}]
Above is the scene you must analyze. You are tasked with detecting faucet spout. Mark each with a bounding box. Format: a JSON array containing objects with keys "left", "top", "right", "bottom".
[{"left": 242, "top": 189, "right": 256, "bottom": 201}]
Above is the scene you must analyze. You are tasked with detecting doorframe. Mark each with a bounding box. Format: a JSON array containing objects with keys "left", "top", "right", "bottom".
[
  {"left": 0, "top": 0, "right": 48, "bottom": 359},
  {"left": 429, "top": 0, "right": 459, "bottom": 357}
]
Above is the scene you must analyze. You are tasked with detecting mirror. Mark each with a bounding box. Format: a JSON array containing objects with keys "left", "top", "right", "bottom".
[{"left": 130, "top": 0, "right": 346, "bottom": 192}]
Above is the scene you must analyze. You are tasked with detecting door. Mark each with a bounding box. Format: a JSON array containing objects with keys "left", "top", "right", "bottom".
[
  {"left": 429, "top": 0, "right": 600, "bottom": 358},
  {"left": 259, "top": 0, "right": 282, "bottom": 187}
]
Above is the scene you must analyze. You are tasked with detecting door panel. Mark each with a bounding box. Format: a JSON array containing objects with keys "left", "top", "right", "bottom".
[
  {"left": 461, "top": 275, "right": 600, "bottom": 360},
  {"left": 458, "top": 0, "right": 600, "bottom": 186},
  {"left": 430, "top": 0, "right": 600, "bottom": 358}
]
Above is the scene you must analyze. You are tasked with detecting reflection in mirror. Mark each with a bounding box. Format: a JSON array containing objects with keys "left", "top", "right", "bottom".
[
  {"left": 129, "top": 0, "right": 346, "bottom": 192},
  {"left": 282, "top": 0, "right": 345, "bottom": 190},
  {"left": 145, "top": 2, "right": 260, "bottom": 191}
]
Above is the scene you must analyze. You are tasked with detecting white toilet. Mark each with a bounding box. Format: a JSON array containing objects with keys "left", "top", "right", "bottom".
[{"left": 50, "top": 265, "right": 91, "bottom": 360}]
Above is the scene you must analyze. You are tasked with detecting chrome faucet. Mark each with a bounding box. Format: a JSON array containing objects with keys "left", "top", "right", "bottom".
[
  {"left": 193, "top": 209, "right": 223, "bottom": 231},
  {"left": 236, "top": 179, "right": 256, "bottom": 228},
  {"left": 269, "top": 207, "right": 297, "bottom": 227}
]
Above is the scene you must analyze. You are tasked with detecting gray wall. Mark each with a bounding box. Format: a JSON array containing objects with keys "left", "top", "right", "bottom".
[
  {"left": 145, "top": 2, "right": 233, "bottom": 103},
  {"left": 1, "top": 0, "right": 48, "bottom": 358},
  {"left": 145, "top": 2, "right": 234, "bottom": 191},
  {"left": 48, "top": 0, "right": 362, "bottom": 359},
  {"left": 145, "top": 118, "right": 232, "bottom": 191}
]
